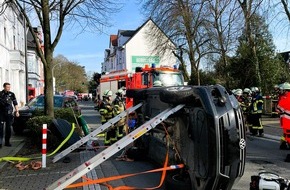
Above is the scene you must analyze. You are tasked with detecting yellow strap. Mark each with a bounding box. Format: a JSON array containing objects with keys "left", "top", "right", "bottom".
[{"left": 0, "top": 123, "right": 76, "bottom": 162}]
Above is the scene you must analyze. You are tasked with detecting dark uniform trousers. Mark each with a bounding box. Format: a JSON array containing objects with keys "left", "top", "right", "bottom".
[{"left": 0, "top": 113, "right": 13, "bottom": 145}]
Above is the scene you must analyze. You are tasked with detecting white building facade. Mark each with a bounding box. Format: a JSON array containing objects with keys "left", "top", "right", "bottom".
[
  {"left": 27, "top": 27, "right": 44, "bottom": 98},
  {"left": 102, "top": 19, "right": 177, "bottom": 73},
  {"left": 0, "top": 1, "right": 26, "bottom": 106}
]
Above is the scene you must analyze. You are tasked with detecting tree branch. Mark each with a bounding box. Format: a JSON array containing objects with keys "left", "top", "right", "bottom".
[{"left": 281, "top": 0, "right": 290, "bottom": 21}]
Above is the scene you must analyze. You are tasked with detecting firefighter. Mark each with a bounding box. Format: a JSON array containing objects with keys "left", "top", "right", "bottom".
[
  {"left": 99, "top": 90, "right": 116, "bottom": 145},
  {"left": 276, "top": 82, "right": 290, "bottom": 149},
  {"left": 249, "top": 87, "right": 264, "bottom": 136},
  {"left": 272, "top": 85, "right": 280, "bottom": 99},
  {"left": 113, "top": 88, "right": 126, "bottom": 139},
  {"left": 234, "top": 89, "right": 243, "bottom": 103},
  {"left": 241, "top": 88, "right": 252, "bottom": 130}
]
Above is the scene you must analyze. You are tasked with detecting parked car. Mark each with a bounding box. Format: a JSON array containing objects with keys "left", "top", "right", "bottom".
[{"left": 12, "top": 95, "right": 81, "bottom": 134}]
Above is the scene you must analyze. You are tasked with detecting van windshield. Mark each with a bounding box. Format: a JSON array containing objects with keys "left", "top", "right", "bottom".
[{"left": 153, "top": 72, "right": 184, "bottom": 86}]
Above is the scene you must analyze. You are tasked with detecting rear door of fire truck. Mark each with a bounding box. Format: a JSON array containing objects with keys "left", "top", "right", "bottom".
[{"left": 99, "top": 70, "right": 129, "bottom": 100}]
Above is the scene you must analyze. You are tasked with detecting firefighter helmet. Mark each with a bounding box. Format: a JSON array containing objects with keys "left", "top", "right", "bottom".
[
  {"left": 250, "top": 87, "right": 259, "bottom": 93},
  {"left": 116, "top": 88, "right": 125, "bottom": 95},
  {"left": 153, "top": 80, "right": 162, "bottom": 87},
  {"left": 103, "top": 90, "right": 113, "bottom": 97},
  {"left": 282, "top": 82, "right": 290, "bottom": 90},
  {"left": 234, "top": 89, "right": 243, "bottom": 96},
  {"left": 243, "top": 88, "right": 251, "bottom": 94}
]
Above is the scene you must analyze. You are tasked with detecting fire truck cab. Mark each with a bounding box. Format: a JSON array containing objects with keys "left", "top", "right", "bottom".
[{"left": 99, "top": 64, "right": 184, "bottom": 108}]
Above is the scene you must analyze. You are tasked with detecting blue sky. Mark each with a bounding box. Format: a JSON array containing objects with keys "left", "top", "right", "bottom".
[
  {"left": 54, "top": 1, "right": 144, "bottom": 75},
  {"left": 54, "top": 1, "right": 290, "bottom": 75}
]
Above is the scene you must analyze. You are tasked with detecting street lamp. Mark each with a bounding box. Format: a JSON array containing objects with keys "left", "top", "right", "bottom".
[{"left": 52, "top": 62, "right": 63, "bottom": 94}]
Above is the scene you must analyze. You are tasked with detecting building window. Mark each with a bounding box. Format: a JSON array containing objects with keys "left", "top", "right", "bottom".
[
  {"left": 13, "top": 35, "right": 16, "bottom": 50},
  {"left": 4, "top": 27, "right": 6, "bottom": 45}
]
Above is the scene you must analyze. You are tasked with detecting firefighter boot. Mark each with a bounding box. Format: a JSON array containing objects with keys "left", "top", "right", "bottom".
[
  {"left": 116, "top": 125, "right": 124, "bottom": 139},
  {"left": 104, "top": 130, "right": 111, "bottom": 146},
  {"left": 110, "top": 128, "right": 118, "bottom": 144},
  {"left": 280, "top": 136, "right": 289, "bottom": 150}
]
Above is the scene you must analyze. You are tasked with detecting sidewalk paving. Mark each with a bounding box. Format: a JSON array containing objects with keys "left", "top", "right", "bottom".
[{"left": 0, "top": 135, "right": 25, "bottom": 170}]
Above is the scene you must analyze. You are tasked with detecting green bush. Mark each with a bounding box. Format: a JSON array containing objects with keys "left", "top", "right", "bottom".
[
  {"left": 55, "top": 108, "right": 78, "bottom": 123},
  {"left": 27, "top": 115, "right": 53, "bottom": 135}
]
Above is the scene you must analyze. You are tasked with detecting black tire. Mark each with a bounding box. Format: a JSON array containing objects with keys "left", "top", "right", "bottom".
[
  {"left": 165, "top": 171, "right": 192, "bottom": 190},
  {"left": 160, "top": 86, "right": 194, "bottom": 104},
  {"left": 126, "top": 89, "right": 147, "bottom": 100},
  {"left": 13, "top": 125, "right": 24, "bottom": 135},
  {"left": 126, "top": 89, "right": 140, "bottom": 98}
]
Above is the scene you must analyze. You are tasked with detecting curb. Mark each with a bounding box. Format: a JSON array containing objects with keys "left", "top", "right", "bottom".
[
  {"left": 246, "top": 133, "right": 280, "bottom": 142},
  {"left": 263, "top": 134, "right": 281, "bottom": 141}
]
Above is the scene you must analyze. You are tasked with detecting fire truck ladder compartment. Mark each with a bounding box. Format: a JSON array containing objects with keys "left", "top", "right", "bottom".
[
  {"left": 46, "top": 104, "right": 185, "bottom": 190},
  {"left": 52, "top": 102, "right": 143, "bottom": 163}
]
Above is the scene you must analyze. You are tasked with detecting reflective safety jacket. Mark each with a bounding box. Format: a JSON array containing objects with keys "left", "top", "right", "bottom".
[
  {"left": 99, "top": 99, "right": 113, "bottom": 123},
  {"left": 250, "top": 94, "right": 263, "bottom": 114},
  {"left": 240, "top": 96, "right": 251, "bottom": 114},
  {"left": 113, "top": 96, "right": 125, "bottom": 115},
  {"left": 112, "top": 96, "right": 126, "bottom": 127},
  {"left": 277, "top": 91, "right": 290, "bottom": 130}
]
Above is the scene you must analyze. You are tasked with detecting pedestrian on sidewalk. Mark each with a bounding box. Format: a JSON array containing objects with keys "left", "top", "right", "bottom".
[{"left": 0, "top": 82, "right": 20, "bottom": 148}]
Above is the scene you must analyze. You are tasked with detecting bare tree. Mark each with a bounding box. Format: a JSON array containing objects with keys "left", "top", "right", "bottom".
[
  {"left": 237, "top": 0, "right": 264, "bottom": 87},
  {"left": 205, "top": 0, "right": 242, "bottom": 87},
  {"left": 3, "top": 0, "right": 121, "bottom": 117},
  {"left": 142, "top": 0, "right": 210, "bottom": 85}
]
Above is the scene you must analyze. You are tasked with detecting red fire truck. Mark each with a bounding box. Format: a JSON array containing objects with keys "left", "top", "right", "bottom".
[{"left": 98, "top": 64, "right": 184, "bottom": 108}]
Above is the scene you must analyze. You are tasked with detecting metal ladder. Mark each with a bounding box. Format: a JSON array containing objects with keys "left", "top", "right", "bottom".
[
  {"left": 52, "top": 102, "right": 143, "bottom": 163},
  {"left": 46, "top": 104, "right": 185, "bottom": 190}
]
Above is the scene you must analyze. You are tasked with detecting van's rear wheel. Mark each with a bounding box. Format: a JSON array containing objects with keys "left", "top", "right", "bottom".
[{"left": 160, "top": 86, "right": 194, "bottom": 104}]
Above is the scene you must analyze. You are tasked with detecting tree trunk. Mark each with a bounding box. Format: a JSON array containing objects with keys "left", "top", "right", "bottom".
[
  {"left": 44, "top": 51, "right": 54, "bottom": 117},
  {"left": 197, "top": 69, "right": 200, "bottom": 86},
  {"left": 42, "top": 0, "right": 54, "bottom": 117},
  {"left": 239, "top": 0, "right": 261, "bottom": 87},
  {"left": 179, "top": 61, "right": 190, "bottom": 82}
]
